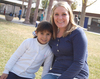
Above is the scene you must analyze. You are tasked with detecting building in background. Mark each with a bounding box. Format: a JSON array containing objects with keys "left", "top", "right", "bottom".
[
  {"left": 0, "top": 0, "right": 42, "bottom": 17},
  {"left": 73, "top": 0, "right": 100, "bottom": 33}
]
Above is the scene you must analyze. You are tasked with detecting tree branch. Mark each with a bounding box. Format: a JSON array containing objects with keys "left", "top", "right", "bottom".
[{"left": 86, "top": 0, "right": 97, "bottom": 7}]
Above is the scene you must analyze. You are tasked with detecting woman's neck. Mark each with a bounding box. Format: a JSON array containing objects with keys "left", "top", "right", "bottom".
[{"left": 57, "top": 29, "right": 65, "bottom": 38}]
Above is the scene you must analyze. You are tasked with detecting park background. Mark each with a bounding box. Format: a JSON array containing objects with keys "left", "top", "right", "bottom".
[
  {"left": 0, "top": 0, "right": 100, "bottom": 79},
  {"left": 0, "top": 16, "right": 100, "bottom": 79}
]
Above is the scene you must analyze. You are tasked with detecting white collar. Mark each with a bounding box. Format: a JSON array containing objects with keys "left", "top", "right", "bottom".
[{"left": 35, "top": 38, "right": 48, "bottom": 50}]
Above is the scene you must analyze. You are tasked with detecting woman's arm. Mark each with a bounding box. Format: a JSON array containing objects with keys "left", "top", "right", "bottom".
[{"left": 58, "top": 28, "right": 88, "bottom": 79}]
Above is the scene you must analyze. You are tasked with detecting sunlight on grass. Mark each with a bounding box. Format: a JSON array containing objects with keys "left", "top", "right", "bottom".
[
  {"left": 0, "top": 19, "right": 37, "bottom": 76},
  {"left": 0, "top": 19, "right": 100, "bottom": 79},
  {"left": 85, "top": 31, "right": 100, "bottom": 79}
]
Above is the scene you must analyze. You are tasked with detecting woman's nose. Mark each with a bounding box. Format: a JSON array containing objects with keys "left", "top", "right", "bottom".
[{"left": 58, "top": 15, "right": 62, "bottom": 19}]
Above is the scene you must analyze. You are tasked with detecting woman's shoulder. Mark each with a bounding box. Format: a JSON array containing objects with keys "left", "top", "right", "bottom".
[
  {"left": 67, "top": 27, "right": 86, "bottom": 40},
  {"left": 71, "top": 27, "right": 85, "bottom": 35},
  {"left": 74, "top": 27, "right": 84, "bottom": 32}
]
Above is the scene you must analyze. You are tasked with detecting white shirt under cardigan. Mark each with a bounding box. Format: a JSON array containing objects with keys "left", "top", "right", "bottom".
[{"left": 3, "top": 38, "right": 53, "bottom": 79}]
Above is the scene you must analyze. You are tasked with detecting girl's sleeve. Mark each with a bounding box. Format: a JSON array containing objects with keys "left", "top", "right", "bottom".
[
  {"left": 41, "top": 49, "right": 54, "bottom": 78},
  {"left": 58, "top": 28, "right": 88, "bottom": 79},
  {"left": 3, "top": 39, "right": 29, "bottom": 74}
]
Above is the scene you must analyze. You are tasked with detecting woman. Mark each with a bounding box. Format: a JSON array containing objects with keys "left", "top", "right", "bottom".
[{"left": 42, "top": 1, "right": 89, "bottom": 79}]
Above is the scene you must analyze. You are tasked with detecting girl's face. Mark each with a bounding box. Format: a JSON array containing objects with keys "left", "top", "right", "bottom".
[
  {"left": 36, "top": 30, "right": 52, "bottom": 44},
  {"left": 54, "top": 6, "right": 69, "bottom": 29}
]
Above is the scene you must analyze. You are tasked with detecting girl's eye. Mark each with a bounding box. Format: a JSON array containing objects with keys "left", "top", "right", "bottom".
[
  {"left": 47, "top": 33, "right": 50, "bottom": 35},
  {"left": 41, "top": 32, "right": 43, "bottom": 35}
]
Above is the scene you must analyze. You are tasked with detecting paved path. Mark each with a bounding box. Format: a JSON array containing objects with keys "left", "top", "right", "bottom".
[
  {"left": 0, "top": 14, "right": 35, "bottom": 27},
  {"left": 0, "top": 14, "right": 100, "bottom": 35}
]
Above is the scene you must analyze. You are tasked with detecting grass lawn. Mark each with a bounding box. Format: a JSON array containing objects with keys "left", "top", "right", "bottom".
[
  {"left": 86, "top": 31, "right": 100, "bottom": 79},
  {"left": 0, "top": 19, "right": 100, "bottom": 79}
]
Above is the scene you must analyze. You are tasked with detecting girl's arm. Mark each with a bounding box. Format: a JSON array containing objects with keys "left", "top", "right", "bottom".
[
  {"left": 41, "top": 50, "right": 54, "bottom": 78},
  {"left": 3, "top": 39, "right": 29, "bottom": 74}
]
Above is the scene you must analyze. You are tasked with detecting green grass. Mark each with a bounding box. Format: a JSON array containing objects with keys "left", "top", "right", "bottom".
[
  {"left": 0, "top": 19, "right": 43, "bottom": 78},
  {"left": 0, "top": 19, "right": 100, "bottom": 79},
  {"left": 86, "top": 31, "right": 100, "bottom": 79}
]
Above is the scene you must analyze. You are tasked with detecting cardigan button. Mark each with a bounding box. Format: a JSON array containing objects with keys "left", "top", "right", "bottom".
[
  {"left": 57, "top": 44, "right": 58, "bottom": 46},
  {"left": 57, "top": 50, "right": 59, "bottom": 52}
]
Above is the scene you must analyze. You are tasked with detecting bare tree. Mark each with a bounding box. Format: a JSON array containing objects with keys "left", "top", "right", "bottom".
[
  {"left": 24, "top": 0, "right": 32, "bottom": 24},
  {"left": 33, "top": 0, "right": 40, "bottom": 24},
  {"left": 79, "top": 0, "right": 97, "bottom": 27},
  {"left": 46, "top": 0, "right": 74, "bottom": 22},
  {"left": 46, "top": 0, "right": 54, "bottom": 22}
]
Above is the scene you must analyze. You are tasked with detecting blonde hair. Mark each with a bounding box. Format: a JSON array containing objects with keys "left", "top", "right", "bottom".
[{"left": 51, "top": 1, "right": 79, "bottom": 39}]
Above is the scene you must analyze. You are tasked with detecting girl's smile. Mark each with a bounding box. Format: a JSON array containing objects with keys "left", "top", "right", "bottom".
[{"left": 36, "top": 31, "right": 52, "bottom": 44}]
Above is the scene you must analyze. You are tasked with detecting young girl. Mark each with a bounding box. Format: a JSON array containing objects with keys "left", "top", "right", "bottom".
[{"left": 0, "top": 21, "right": 53, "bottom": 79}]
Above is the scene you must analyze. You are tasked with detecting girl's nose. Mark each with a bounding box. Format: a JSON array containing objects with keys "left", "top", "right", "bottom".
[{"left": 43, "top": 35, "right": 47, "bottom": 39}]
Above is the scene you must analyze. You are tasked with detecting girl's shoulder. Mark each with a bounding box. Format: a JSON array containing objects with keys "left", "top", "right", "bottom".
[
  {"left": 23, "top": 38, "right": 35, "bottom": 45},
  {"left": 24, "top": 38, "right": 34, "bottom": 41}
]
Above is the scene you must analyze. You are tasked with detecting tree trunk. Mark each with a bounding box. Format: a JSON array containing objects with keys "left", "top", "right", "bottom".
[
  {"left": 79, "top": 0, "right": 87, "bottom": 27},
  {"left": 33, "top": 0, "right": 40, "bottom": 24},
  {"left": 24, "top": 0, "right": 32, "bottom": 24},
  {"left": 46, "top": 0, "right": 74, "bottom": 22},
  {"left": 46, "top": 0, "right": 54, "bottom": 22}
]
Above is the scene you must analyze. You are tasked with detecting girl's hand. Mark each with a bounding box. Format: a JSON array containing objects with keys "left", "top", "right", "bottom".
[{"left": 0, "top": 73, "right": 8, "bottom": 79}]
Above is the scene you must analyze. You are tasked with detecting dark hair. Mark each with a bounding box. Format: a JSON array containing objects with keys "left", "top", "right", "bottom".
[
  {"left": 75, "top": 15, "right": 78, "bottom": 17},
  {"left": 20, "top": 7, "right": 22, "bottom": 9},
  {"left": 34, "top": 21, "right": 53, "bottom": 38}
]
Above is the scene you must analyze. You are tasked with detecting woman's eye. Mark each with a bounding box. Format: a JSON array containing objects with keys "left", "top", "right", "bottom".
[
  {"left": 55, "top": 14, "right": 59, "bottom": 16},
  {"left": 62, "top": 14, "right": 67, "bottom": 16}
]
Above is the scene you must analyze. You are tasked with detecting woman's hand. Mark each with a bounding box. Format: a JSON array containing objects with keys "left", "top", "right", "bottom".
[{"left": 0, "top": 73, "right": 8, "bottom": 79}]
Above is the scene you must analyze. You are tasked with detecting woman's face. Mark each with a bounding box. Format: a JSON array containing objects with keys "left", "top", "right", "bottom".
[{"left": 54, "top": 6, "right": 69, "bottom": 29}]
